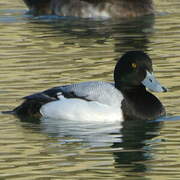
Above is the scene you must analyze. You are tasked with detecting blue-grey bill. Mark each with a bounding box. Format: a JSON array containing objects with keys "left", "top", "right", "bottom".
[{"left": 142, "top": 71, "right": 167, "bottom": 92}]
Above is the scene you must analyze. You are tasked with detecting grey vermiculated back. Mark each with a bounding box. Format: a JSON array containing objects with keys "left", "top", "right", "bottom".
[{"left": 59, "top": 81, "right": 123, "bottom": 106}]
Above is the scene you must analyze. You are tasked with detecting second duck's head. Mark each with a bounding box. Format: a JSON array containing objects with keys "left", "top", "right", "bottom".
[{"left": 23, "top": 0, "right": 52, "bottom": 15}]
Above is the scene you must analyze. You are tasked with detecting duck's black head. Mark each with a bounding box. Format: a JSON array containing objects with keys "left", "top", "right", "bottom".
[{"left": 114, "top": 51, "right": 167, "bottom": 93}]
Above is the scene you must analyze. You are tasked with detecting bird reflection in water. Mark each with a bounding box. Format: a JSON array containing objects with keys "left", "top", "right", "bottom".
[{"left": 112, "top": 118, "right": 162, "bottom": 173}]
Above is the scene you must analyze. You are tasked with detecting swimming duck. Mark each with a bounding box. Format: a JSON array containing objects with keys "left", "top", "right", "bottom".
[
  {"left": 23, "top": 0, "right": 154, "bottom": 18},
  {"left": 4, "top": 51, "right": 166, "bottom": 122}
]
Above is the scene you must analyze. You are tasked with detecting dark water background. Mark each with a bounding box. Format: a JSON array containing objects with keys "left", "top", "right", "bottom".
[{"left": 0, "top": 0, "right": 180, "bottom": 179}]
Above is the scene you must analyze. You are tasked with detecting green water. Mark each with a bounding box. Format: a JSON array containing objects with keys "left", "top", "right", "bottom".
[{"left": 0, "top": 0, "right": 180, "bottom": 179}]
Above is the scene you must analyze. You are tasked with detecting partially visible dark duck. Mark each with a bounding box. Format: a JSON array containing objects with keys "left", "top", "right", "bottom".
[{"left": 23, "top": 0, "right": 154, "bottom": 18}]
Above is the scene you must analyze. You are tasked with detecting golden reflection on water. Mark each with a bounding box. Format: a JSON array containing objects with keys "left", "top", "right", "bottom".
[{"left": 0, "top": 0, "right": 180, "bottom": 179}]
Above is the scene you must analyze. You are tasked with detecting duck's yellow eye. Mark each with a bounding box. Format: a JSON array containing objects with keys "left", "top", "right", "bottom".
[{"left": 132, "top": 63, "right": 137, "bottom": 68}]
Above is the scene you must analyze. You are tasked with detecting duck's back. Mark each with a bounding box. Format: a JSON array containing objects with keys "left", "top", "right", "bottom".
[
  {"left": 55, "top": 81, "right": 123, "bottom": 106},
  {"left": 40, "top": 81, "right": 124, "bottom": 121}
]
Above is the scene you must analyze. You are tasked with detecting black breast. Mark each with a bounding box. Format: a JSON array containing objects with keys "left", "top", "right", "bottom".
[{"left": 121, "top": 89, "right": 166, "bottom": 121}]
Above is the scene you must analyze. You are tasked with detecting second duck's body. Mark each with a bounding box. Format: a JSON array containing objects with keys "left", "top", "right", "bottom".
[{"left": 23, "top": 0, "right": 154, "bottom": 18}]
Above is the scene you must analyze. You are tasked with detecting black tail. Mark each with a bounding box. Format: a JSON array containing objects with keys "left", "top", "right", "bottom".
[
  {"left": 1, "top": 110, "right": 15, "bottom": 115},
  {"left": 2, "top": 93, "right": 56, "bottom": 120},
  {"left": 1, "top": 101, "right": 42, "bottom": 119},
  {"left": 1, "top": 106, "right": 41, "bottom": 124}
]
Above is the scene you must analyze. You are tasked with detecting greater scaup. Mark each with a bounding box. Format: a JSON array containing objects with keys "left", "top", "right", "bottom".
[
  {"left": 3, "top": 51, "right": 167, "bottom": 122},
  {"left": 23, "top": 0, "right": 154, "bottom": 18}
]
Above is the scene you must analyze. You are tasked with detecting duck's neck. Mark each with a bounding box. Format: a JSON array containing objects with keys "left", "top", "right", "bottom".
[{"left": 116, "top": 85, "right": 165, "bottom": 120}]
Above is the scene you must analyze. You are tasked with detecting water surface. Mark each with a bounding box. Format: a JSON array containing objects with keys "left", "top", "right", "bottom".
[{"left": 0, "top": 0, "right": 180, "bottom": 179}]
